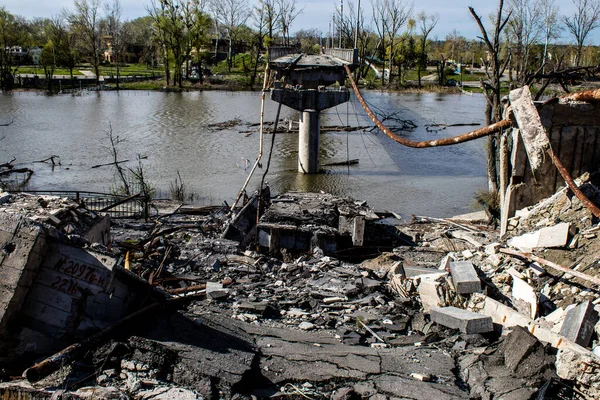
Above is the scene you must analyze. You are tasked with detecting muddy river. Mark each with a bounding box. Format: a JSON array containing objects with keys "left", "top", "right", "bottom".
[{"left": 0, "top": 90, "right": 488, "bottom": 217}]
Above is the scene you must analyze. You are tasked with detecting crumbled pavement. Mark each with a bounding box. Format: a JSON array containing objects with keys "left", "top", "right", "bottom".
[{"left": 1, "top": 182, "right": 600, "bottom": 399}]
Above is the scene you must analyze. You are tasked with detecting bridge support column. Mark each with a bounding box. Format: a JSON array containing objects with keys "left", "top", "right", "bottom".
[
  {"left": 298, "top": 110, "right": 320, "bottom": 173},
  {"left": 272, "top": 88, "right": 349, "bottom": 174}
]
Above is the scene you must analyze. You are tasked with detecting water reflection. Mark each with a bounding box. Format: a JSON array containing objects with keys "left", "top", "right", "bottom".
[{"left": 0, "top": 90, "right": 488, "bottom": 217}]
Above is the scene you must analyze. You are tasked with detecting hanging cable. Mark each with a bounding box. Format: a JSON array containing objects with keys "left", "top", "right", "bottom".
[
  {"left": 230, "top": 64, "right": 271, "bottom": 212},
  {"left": 344, "top": 64, "right": 513, "bottom": 148}
]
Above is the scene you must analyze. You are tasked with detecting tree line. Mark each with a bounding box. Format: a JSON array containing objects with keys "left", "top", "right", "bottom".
[
  {"left": 0, "top": 0, "right": 302, "bottom": 90},
  {"left": 0, "top": 0, "right": 599, "bottom": 94}
]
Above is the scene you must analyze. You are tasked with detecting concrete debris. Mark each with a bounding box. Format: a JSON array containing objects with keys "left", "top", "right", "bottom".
[
  {"left": 449, "top": 261, "right": 481, "bottom": 294},
  {"left": 460, "top": 326, "right": 558, "bottom": 400},
  {"left": 430, "top": 306, "right": 493, "bottom": 334},
  {"left": 560, "top": 301, "right": 599, "bottom": 347},
  {"left": 1, "top": 186, "right": 600, "bottom": 398},
  {"left": 508, "top": 222, "right": 572, "bottom": 251}
]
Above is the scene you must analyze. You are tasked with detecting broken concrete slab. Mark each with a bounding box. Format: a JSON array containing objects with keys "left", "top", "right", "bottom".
[
  {"left": 449, "top": 261, "right": 480, "bottom": 294},
  {"left": 0, "top": 214, "right": 47, "bottom": 340},
  {"left": 460, "top": 326, "right": 557, "bottom": 400},
  {"left": 430, "top": 307, "right": 493, "bottom": 334},
  {"left": 560, "top": 301, "right": 599, "bottom": 347},
  {"left": 403, "top": 265, "right": 447, "bottom": 279},
  {"left": 449, "top": 210, "right": 491, "bottom": 224},
  {"left": 509, "top": 272, "right": 538, "bottom": 319},
  {"left": 508, "top": 222, "right": 572, "bottom": 251},
  {"left": 556, "top": 342, "right": 600, "bottom": 398},
  {"left": 537, "top": 222, "right": 572, "bottom": 248},
  {"left": 417, "top": 278, "right": 444, "bottom": 313},
  {"left": 509, "top": 86, "right": 551, "bottom": 175}
]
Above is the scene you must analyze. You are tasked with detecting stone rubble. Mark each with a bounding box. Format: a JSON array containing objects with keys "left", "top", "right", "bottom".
[{"left": 0, "top": 179, "right": 599, "bottom": 399}]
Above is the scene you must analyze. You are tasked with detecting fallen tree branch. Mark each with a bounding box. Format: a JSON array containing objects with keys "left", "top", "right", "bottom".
[
  {"left": 0, "top": 158, "right": 16, "bottom": 169},
  {"left": 33, "top": 155, "right": 61, "bottom": 166},
  {"left": 499, "top": 248, "right": 600, "bottom": 287},
  {"left": 91, "top": 159, "right": 130, "bottom": 169},
  {"left": 0, "top": 167, "right": 34, "bottom": 177}
]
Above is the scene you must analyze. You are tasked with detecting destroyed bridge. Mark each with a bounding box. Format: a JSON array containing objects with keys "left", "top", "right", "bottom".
[{"left": 1, "top": 47, "right": 600, "bottom": 399}]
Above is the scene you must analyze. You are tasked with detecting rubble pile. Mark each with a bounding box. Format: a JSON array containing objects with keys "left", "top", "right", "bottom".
[{"left": 0, "top": 185, "right": 599, "bottom": 399}]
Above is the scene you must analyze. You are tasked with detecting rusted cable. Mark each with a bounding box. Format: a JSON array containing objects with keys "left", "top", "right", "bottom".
[
  {"left": 343, "top": 64, "right": 513, "bottom": 148},
  {"left": 559, "top": 88, "right": 600, "bottom": 103},
  {"left": 500, "top": 248, "right": 600, "bottom": 287},
  {"left": 541, "top": 88, "right": 600, "bottom": 107},
  {"left": 547, "top": 147, "right": 600, "bottom": 218}
]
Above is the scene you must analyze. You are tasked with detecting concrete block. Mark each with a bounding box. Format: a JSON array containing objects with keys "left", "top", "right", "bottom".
[
  {"left": 418, "top": 278, "right": 444, "bottom": 313},
  {"left": 449, "top": 261, "right": 480, "bottom": 294},
  {"left": 560, "top": 301, "right": 599, "bottom": 347},
  {"left": 430, "top": 306, "right": 493, "bottom": 334},
  {"left": 206, "top": 281, "right": 229, "bottom": 300},
  {"left": 537, "top": 222, "right": 571, "bottom": 248},
  {"left": 352, "top": 216, "right": 365, "bottom": 246}
]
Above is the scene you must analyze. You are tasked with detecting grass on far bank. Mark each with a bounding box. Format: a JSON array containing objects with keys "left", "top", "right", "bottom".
[
  {"left": 98, "top": 63, "right": 163, "bottom": 77},
  {"left": 13, "top": 66, "right": 83, "bottom": 76}
]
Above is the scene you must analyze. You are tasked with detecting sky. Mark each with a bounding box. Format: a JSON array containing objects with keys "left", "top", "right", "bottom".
[{"left": 1, "top": 0, "right": 596, "bottom": 44}]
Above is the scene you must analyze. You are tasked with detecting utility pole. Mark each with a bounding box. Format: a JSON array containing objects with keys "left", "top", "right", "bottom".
[
  {"left": 354, "top": 0, "right": 360, "bottom": 48},
  {"left": 332, "top": 14, "right": 336, "bottom": 48},
  {"left": 328, "top": 20, "right": 332, "bottom": 49},
  {"left": 339, "top": 0, "right": 343, "bottom": 48}
]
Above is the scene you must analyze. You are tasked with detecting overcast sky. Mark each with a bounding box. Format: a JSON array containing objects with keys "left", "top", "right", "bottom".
[{"left": 1, "top": 0, "right": 595, "bottom": 44}]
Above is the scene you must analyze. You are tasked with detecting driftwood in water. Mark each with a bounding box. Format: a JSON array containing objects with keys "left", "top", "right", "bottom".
[
  {"left": 92, "top": 159, "right": 130, "bottom": 169},
  {"left": 322, "top": 159, "right": 360, "bottom": 167},
  {"left": 33, "top": 155, "right": 61, "bottom": 166},
  {"left": 0, "top": 158, "right": 34, "bottom": 185}
]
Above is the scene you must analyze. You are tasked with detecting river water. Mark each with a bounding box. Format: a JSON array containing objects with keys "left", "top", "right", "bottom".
[{"left": 0, "top": 90, "right": 488, "bottom": 217}]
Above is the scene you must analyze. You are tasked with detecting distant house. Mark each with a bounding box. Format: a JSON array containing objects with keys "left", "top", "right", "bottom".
[
  {"left": 103, "top": 35, "right": 113, "bottom": 63},
  {"left": 28, "top": 47, "right": 42, "bottom": 65},
  {"left": 208, "top": 38, "right": 248, "bottom": 63},
  {"left": 9, "top": 46, "right": 29, "bottom": 64}
]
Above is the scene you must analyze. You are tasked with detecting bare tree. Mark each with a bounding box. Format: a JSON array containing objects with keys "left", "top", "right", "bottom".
[
  {"left": 210, "top": 0, "right": 250, "bottom": 71},
  {"left": 277, "top": 0, "right": 303, "bottom": 46},
  {"left": 147, "top": 0, "right": 171, "bottom": 85},
  {"left": 384, "top": 0, "right": 413, "bottom": 85},
  {"left": 69, "top": 0, "right": 104, "bottom": 85},
  {"left": 370, "top": 0, "right": 387, "bottom": 85},
  {"left": 540, "top": 0, "right": 561, "bottom": 72},
  {"left": 261, "top": 0, "right": 279, "bottom": 45},
  {"left": 40, "top": 17, "right": 67, "bottom": 92},
  {"left": 251, "top": 2, "right": 267, "bottom": 86},
  {"left": 469, "top": 1, "right": 512, "bottom": 196},
  {"left": 506, "top": 0, "right": 543, "bottom": 85},
  {"left": 563, "top": 0, "right": 600, "bottom": 66},
  {"left": 105, "top": 0, "right": 128, "bottom": 90},
  {"left": 416, "top": 11, "right": 438, "bottom": 88}
]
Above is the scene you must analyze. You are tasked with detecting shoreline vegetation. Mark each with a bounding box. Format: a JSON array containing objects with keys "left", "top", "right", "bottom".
[{"left": 7, "top": 62, "right": 597, "bottom": 97}]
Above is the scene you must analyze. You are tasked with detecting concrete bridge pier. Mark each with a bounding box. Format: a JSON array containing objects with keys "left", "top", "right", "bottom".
[
  {"left": 298, "top": 110, "right": 320, "bottom": 173},
  {"left": 272, "top": 88, "right": 349, "bottom": 173}
]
